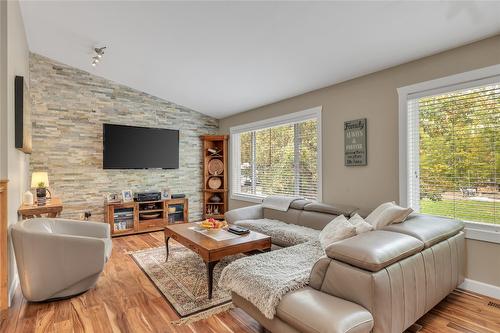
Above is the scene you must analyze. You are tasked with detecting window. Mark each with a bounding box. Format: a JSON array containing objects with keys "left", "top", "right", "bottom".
[
  {"left": 230, "top": 107, "right": 322, "bottom": 202},
  {"left": 402, "top": 77, "right": 499, "bottom": 226}
]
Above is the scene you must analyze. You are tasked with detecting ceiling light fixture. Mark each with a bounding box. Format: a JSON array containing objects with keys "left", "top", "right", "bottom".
[{"left": 92, "top": 46, "right": 106, "bottom": 67}]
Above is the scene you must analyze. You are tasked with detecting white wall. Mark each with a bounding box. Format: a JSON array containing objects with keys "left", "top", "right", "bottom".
[{"left": 0, "top": 0, "right": 30, "bottom": 303}]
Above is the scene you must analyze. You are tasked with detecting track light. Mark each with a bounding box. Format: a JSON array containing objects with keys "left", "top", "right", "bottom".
[{"left": 91, "top": 46, "right": 107, "bottom": 67}]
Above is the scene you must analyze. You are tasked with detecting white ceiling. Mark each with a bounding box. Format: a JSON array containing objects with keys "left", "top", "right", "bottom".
[{"left": 19, "top": 1, "right": 500, "bottom": 119}]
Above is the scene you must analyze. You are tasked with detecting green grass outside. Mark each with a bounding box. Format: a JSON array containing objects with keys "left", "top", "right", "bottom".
[{"left": 420, "top": 198, "right": 498, "bottom": 224}]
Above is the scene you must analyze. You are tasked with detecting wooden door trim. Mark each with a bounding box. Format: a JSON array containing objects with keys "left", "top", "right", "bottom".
[{"left": 0, "top": 179, "right": 8, "bottom": 315}]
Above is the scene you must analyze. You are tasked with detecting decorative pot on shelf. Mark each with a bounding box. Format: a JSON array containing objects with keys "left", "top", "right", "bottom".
[{"left": 209, "top": 195, "right": 222, "bottom": 203}]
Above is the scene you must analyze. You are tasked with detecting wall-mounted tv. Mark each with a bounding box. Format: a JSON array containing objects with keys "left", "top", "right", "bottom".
[{"left": 103, "top": 124, "right": 179, "bottom": 169}]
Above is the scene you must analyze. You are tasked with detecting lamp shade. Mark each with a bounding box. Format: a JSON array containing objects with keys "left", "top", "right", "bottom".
[{"left": 31, "top": 172, "right": 49, "bottom": 188}]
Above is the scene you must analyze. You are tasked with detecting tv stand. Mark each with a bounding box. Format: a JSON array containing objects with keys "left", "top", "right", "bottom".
[{"left": 105, "top": 198, "right": 188, "bottom": 237}]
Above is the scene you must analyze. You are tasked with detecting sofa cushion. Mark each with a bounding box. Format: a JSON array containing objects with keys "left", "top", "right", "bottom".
[
  {"left": 325, "top": 230, "right": 424, "bottom": 272},
  {"left": 234, "top": 219, "right": 320, "bottom": 247},
  {"left": 304, "top": 202, "right": 358, "bottom": 217},
  {"left": 382, "top": 213, "right": 464, "bottom": 248},
  {"left": 319, "top": 215, "right": 357, "bottom": 250},
  {"left": 277, "top": 287, "right": 374, "bottom": 333}
]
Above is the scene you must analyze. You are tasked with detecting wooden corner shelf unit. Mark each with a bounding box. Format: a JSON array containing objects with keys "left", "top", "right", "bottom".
[
  {"left": 201, "top": 135, "right": 228, "bottom": 220},
  {"left": 105, "top": 198, "right": 188, "bottom": 237}
]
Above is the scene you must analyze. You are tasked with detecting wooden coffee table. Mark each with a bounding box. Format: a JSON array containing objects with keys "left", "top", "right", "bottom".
[{"left": 164, "top": 223, "right": 271, "bottom": 299}]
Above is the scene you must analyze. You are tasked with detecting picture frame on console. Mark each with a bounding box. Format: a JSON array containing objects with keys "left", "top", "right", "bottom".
[
  {"left": 121, "top": 190, "right": 133, "bottom": 202},
  {"left": 106, "top": 193, "right": 120, "bottom": 203}
]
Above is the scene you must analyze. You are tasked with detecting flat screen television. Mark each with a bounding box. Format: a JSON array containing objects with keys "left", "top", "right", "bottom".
[{"left": 103, "top": 124, "right": 179, "bottom": 169}]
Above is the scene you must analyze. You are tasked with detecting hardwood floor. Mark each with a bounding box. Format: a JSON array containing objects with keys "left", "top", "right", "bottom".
[{"left": 1, "top": 231, "right": 499, "bottom": 333}]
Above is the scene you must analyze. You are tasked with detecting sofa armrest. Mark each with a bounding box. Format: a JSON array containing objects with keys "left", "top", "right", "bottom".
[{"left": 225, "top": 204, "right": 264, "bottom": 224}]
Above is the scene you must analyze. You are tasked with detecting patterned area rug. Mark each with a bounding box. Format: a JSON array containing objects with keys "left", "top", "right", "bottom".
[{"left": 130, "top": 244, "right": 244, "bottom": 324}]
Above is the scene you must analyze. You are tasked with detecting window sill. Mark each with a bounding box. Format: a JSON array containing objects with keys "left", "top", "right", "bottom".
[
  {"left": 230, "top": 193, "right": 264, "bottom": 204},
  {"left": 464, "top": 221, "right": 500, "bottom": 244}
]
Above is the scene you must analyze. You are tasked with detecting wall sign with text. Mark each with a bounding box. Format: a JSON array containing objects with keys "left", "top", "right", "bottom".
[{"left": 344, "top": 118, "right": 367, "bottom": 166}]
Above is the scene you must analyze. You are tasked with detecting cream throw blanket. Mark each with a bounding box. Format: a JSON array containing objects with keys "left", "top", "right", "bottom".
[
  {"left": 234, "top": 218, "right": 320, "bottom": 247},
  {"left": 262, "top": 195, "right": 303, "bottom": 212},
  {"left": 218, "top": 240, "right": 324, "bottom": 319}
]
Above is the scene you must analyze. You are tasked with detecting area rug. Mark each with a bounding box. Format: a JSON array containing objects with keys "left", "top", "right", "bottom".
[{"left": 130, "top": 244, "right": 244, "bottom": 325}]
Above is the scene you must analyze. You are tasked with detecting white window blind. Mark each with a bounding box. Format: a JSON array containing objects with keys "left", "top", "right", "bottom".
[
  {"left": 230, "top": 108, "right": 321, "bottom": 201},
  {"left": 407, "top": 82, "right": 499, "bottom": 224}
]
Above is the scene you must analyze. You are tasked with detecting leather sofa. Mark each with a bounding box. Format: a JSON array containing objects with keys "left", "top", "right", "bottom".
[
  {"left": 11, "top": 218, "right": 112, "bottom": 302},
  {"left": 226, "top": 199, "right": 359, "bottom": 246},
  {"left": 225, "top": 202, "right": 465, "bottom": 333}
]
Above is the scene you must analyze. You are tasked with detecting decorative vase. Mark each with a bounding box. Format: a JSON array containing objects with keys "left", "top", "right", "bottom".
[
  {"left": 23, "top": 191, "right": 34, "bottom": 205},
  {"left": 209, "top": 195, "right": 222, "bottom": 203},
  {"left": 36, "top": 187, "right": 47, "bottom": 206}
]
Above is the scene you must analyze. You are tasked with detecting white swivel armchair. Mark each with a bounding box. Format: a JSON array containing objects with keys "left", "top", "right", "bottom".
[{"left": 11, "top": 218, "right": 112, "bottom": 302}]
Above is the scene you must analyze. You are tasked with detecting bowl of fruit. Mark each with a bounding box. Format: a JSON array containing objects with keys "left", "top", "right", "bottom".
[{"left": 200, "top": 218, "right": 227, "bottom": 231}]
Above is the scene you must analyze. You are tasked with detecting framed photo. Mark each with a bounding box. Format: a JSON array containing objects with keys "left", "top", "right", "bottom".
[
  {"left": 161, "top": 188, "right": 171, "bottom": 200},
  {"left": 122, "top": 190, "right": 133, "bottom": 202},
  {"left": 106, "top": 192, "right": 120, "bottom": 203}
]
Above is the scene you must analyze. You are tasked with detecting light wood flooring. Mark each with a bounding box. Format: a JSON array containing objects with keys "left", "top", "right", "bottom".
[{"left": 1, "top": 231, "right": 499, "bottom": 333}]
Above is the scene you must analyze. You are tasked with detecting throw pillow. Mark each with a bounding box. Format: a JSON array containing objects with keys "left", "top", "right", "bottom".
[
  {"left": 365, "top": 201, "right": 395, "bottom": 225},
  {"left": 319, "top": 215, "right": 357, "bottom": 250},
  {"left": 366, "top": 202, "right": 413, "bottom": 229},
  {"left": 348, "top": 213, "right": 373, "bottom": 234},
  {"left": 392, "top": 206, "right": 414, "bottom": 223}
]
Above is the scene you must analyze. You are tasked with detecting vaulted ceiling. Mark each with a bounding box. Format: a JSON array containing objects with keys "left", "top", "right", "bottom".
[{"left": 19, "top": 1, "right": 500, "bottom": 118}]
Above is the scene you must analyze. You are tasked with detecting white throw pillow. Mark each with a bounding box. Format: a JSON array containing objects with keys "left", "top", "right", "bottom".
[
  {"left": 348, "top": 214, "right": 373, "bottom": 234},
  {"left": 319, "top": 215, "right": 357, "bottom": 250},
  {"left": 365, "top": 201, "right": 395, "bottom": 225},
  {"left": 366, "top": 202, "right": 413, "bottom": 229},
  {"left": 392, "top": 206, "right": 414, "bottom": 223}
]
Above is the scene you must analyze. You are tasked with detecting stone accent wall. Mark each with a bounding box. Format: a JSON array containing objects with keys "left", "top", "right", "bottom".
[{"left": 29, "top": 53, "right": 218, "bottom": 221}]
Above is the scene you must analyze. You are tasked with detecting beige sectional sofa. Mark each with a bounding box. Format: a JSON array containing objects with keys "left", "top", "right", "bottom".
[{"left": 224, "top": 201, "right": 465, "bottom": 333}]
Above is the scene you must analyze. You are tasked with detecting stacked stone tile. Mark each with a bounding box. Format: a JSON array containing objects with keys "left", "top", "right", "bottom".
[{"left": 29, "top": 53, "right": 218, "bottom": 221}]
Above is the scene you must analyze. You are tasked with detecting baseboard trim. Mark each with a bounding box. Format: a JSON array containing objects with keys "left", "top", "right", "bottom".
[
  {"left": 459, "top": 278, "right": 500, "bottom": 300},
  {"left": 8, "top": 275, "right": 19, "bottom": 307}
]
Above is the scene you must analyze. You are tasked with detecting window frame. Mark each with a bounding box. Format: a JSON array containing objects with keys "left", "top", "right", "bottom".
[
  {"left": 229, "top": 106, "right": 323, "bottom": 203},
  {"left": 398, "top": 64, "right": 500, "bottom": 243}
]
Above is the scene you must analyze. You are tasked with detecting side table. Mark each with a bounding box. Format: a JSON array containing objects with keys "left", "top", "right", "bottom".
[{"left": 18, "top": 198, "right": 63, "bottom": 219}]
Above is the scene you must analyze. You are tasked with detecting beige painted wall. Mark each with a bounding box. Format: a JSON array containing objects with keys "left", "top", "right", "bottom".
[
  {"left": 219, "top": 35, "right": 500, "bottom": 287},
  {"left": 0, "top": 0, "right": 30, "bottom": 303}
]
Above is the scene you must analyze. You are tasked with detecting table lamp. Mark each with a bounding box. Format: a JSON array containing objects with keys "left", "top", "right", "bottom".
[{"left": 31, "top": 172, "right": 50, "bottom": 206}]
